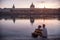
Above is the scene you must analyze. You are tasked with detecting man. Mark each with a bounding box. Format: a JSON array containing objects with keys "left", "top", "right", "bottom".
[{"left": 42, "top": 24, "right": 47, "bottom": 38}]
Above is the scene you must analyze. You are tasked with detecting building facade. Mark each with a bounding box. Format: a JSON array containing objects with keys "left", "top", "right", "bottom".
[{"left": 0, "top": 3, "right": 60, "bottom": 15}]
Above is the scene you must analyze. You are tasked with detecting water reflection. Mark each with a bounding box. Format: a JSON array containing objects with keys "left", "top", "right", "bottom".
[
  {"left": 30, "top": 17, "right": 35, "bottom": 25},
  {"left": 12, "top": 17, "right": 16, "bottom": 23},
  {"left": 0, "top": 15, "right": 60, "bottom": 23},
  {"left": 0, "top": 15, "right": 60, "bottom": 40}
]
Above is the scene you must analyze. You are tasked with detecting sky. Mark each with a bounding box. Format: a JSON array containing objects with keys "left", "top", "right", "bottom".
[{"left": 0, "top": 0, "right": 60, "bottom": 8}]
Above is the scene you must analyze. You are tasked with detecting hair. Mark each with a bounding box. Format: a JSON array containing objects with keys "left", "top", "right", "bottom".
[
  {"left": 38, "top": 25, "right": 41, "bottom": 28},
  {"left": 43, "top": 24, "right": 45, "bottom": 28}
]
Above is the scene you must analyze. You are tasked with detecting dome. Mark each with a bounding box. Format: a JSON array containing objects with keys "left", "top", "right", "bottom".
[
  {"left": 30, "top": 3, "right": 35, "bottom": 8},
  {"left": 12, "top": 4, "right": 15, "bottom": 9}
]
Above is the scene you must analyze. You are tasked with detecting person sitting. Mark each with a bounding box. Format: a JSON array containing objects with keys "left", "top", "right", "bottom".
[
  {"left": 42, "top": 24, "right": 47, "bottom": 38},
  {"left": 32, "top": 25, "right": 42, "bottom": 38}
]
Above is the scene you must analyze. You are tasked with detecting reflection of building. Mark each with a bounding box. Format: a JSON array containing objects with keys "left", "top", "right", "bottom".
[
  {"left": 30, "top": 17, "right": 35, "bottom": 24},
  {"left": 57, "top": 15, "right": 60, "bottom": 20},
  {"left": 13, "top": 18, "right": 15, "bottom": 23}
]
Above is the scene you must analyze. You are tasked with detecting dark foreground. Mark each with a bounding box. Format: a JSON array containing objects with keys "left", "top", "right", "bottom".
[
  {"left": 1, "top": 37, "right": 60, "bottom": 40},
  {"left": 1, "top": 38, "right": 60, "bottom": 40}
]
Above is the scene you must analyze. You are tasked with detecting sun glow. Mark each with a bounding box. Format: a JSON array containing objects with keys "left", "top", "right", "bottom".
[
  {"left": 35, "top": 2, "right": 60, "bottom": 8},
  {"left": 0, "top": 0, "right": 60, "bottom": 8}
]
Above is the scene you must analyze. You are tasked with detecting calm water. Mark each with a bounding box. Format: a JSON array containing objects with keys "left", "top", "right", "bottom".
[{"left": 0, "top": 18, "right": 60, "bottom": 40}]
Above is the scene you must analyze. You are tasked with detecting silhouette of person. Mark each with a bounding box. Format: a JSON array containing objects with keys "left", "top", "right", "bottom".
[
  {"left": 32, "top": 25, "right": 42, "bottom": 38},
  {"left": 42, "top": 24, "right": 47, "bottom": 38},
  {"left": 35, "top": 25, "right": 42, "bottom": 36}
]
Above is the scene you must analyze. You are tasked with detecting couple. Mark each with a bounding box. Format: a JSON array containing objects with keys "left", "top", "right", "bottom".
[{"left": 32, "top": 24, "right": 47, "bottom": 38}]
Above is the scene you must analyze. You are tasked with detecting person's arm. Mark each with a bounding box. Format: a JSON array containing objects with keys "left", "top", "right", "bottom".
[{"left": 34, "top": 29, "right": 37, "bottom": 32}]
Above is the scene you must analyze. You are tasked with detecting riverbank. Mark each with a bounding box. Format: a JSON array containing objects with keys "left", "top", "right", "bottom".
[
  {"left": 1, "top": 37, "right": 60, "bottom": 40},
  {"left": 1, "top": 35, "right": 60, "bottom": 40}
]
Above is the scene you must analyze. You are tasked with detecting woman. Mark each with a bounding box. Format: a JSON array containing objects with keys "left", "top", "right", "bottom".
[{"left": 32, "top": 25, "right": 42, "bottom": 38}]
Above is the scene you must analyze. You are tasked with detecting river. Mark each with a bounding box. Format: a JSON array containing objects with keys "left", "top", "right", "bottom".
[{"left": 0, "top": 18, "right": 60, "bottom": 40}]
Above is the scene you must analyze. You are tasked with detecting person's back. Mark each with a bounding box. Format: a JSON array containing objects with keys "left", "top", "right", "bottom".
[
  {"left": 35, "top": 28, "right": 42, "bottom": 36},
  {"left": 42, "top": 24, "right": 47, "bottom": 38},
  {"left": 42, "top": 27, "right": 47, "bottom": 37},
  {"left": 32, "top": 25, "right": 42, "bottom": 38}
]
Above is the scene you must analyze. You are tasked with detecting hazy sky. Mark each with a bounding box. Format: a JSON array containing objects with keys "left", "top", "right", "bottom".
[{"left": 0, "top": 0, "right": 60, "bottom": 8}]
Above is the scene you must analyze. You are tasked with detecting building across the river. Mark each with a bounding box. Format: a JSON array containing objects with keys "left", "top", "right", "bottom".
[{"left": 0, "top": 3, "right": 60, "bottom": 15}]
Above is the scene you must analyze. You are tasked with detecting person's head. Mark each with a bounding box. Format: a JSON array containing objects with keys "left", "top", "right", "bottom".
[
  {"left": 43, "top": 24, "right": 45, "bottom": 28},
  {"left": 38, "top": 25, "right": 41, "bottom": 28}
]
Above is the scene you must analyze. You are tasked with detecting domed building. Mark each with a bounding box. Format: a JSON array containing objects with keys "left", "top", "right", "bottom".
[
  {"left": 30, "top": 3, "right": 35, "bottom": 8},
  {"left": 12, "top": 4, "right": 15, "bottom": 9}
]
